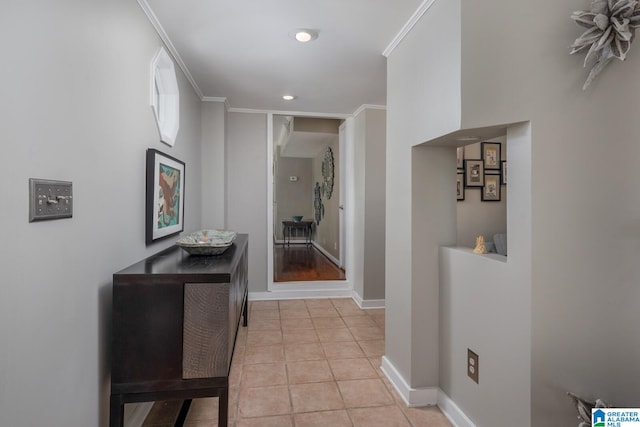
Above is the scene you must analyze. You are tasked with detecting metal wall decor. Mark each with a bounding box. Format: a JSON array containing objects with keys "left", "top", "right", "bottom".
[
  {"left": 314, "top": 182, "right": 323, "bottom": 225},
  {"left": 322, "top": 147, "right": 335, "bottom": 199}
]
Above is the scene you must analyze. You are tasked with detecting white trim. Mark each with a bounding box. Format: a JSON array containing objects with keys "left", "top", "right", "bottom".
[
  {"left": 311, "top": 241, "right": 341, "bottom": 267},
  {"left": 382, "top": 0, "right": 438, "bottom": 58},
  {"left": 202, "top": 96, "right": 228, "bottom": 103},
  {"left": 249, "top": 289, "right": 353, "bottom": 300},
  {"left": 267, "top": 113, "right": 275, "bottom": 293},
  {"left": 124, "top": 402, "right": 153, "bottom": 427},
  {"left": 229, "top": 107, "right": 351, "bottom": 119},
  {"left": 136, "top": 0, "right": 204, "bottom": 99},
  {"left": 438, "top": 390, "right": 476, "bottom": 427},
  {"left": 351, "top": 292, "right": 385, "bottom": 309},
  {"left": 352, "top": 104, "right": 387, "bottom": 117},
  {"left": 380, "top": 356, "right": 438, "bottom": 407}
]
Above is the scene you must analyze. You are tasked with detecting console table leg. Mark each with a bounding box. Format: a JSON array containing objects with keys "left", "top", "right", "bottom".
[
  {"left": 242, "top": 293, "right": 249, "bottom": 327},
  {"left": 218, "top": 388, "right": 229, "bottom": 426},
  {"left": 109, "top": 394, "right": 124, "bottom": 427}
]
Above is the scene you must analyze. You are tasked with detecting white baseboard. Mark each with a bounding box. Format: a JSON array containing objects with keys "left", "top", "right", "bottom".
[
  {"left": 124, "top": 402, "right": 153, "bottom": 427},
  {"left": 250, "top": 289, "right": 352, "bottom": 300},
  {"left": 437, "top": 390, "right": 476, "bottom": 427},
  {"left": 380, "top": 356, "right": 475, "bottom": 427},
  {"left": 352, "top": 291, "right": 385, "bottom": 309},
  {"left": 311, "top": 241, "right": 341, "bottom": 267},
  {"left": 381, "top": 356, "right": 439, "bottom": 407}
]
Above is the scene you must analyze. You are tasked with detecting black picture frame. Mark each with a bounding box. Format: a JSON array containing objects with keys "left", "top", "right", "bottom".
[
  {"left": 482, "top": 142, "right": 501, "bottom": 170},
  {"left": 501, "top": 160, "right": 507, "bottom": 185},
  {"left": 465, "top": 159, "right": 484, "bottom": 187},
  {"left": 456, "top": 147, "right": 464, "bottom": 169},
  {"left": 146, "top": 149, "right": 186, "bottom": 244},
  {"left": 482, "top": 172, "right": 501, "bottom": 201},
  {"left": 456, "top": 172, "right": 465, "bottom": 201}
]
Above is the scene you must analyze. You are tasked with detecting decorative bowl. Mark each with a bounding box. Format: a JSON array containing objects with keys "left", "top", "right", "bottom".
[
  {"left": 292, "top": 215, "right": 304, "bottom": 222},
  {"left": 176, "top": 229, "right": 237, "bottom": 255}
]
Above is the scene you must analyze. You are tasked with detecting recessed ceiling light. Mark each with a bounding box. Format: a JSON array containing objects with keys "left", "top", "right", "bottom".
[
  {"left": 282, "top": 95, "right": 296, "bottom": 101},
  {"left": 456, "top": 136, "right": 480, "bottom": 142},
  {"left": 292, "top": 29, "right": 318, "bottom": 43}
]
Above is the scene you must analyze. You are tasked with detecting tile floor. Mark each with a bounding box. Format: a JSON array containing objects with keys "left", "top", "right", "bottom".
[{"left": 142, "top": 298, "right": 453, "bottom": 427}]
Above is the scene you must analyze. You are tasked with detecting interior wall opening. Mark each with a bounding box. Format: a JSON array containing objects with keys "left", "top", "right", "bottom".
[{"left": 271, "top": 115, "right": 347, "bottom": 283}]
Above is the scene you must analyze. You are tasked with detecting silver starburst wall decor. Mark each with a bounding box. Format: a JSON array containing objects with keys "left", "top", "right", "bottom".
[{"left": 570, "top": 0, "right": 640, "bottom": 89}]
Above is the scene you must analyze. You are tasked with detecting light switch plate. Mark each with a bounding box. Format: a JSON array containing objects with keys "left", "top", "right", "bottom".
[{"left": 29, "top": 178, "right": 73, "bottom": 222}]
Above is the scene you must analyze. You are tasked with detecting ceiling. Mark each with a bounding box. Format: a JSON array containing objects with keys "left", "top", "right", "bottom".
[{"left": 141, "top": 0, "right": 423, "bottom": 114}]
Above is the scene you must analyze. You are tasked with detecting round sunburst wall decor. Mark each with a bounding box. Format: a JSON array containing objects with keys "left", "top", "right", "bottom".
[
  {"left": 570, "top": 0, "right": 640, "bottom": 89},
  {"left": 322, "top": 147, "right": 335, "bottom": 199}
]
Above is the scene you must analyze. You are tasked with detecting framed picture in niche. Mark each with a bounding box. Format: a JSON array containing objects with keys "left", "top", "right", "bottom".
[
  {"left": 482, "top": 173, "right": 501, "bottom": 201},
  {"left": 501, "top": 160, "right": 507, "bottom": 185},
  {"left": 465, "top": 159, "right": 484, "bottom": 187},
  {"left": 146, "top": 149, "right": 185, "bottom": 244},
  {"left": 456, "top": 147, "right": 464, "bottom": 169},
  {"left": 482, "top": 142, "right": 501, "bottom": 170},
  {"left": 456, "top": 172, "right": 465, "bottom": 201}
]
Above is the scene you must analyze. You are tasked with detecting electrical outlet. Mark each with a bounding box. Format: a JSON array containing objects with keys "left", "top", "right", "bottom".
[{"left": 467, "top": 349, "right": 479, "bottom": 384}]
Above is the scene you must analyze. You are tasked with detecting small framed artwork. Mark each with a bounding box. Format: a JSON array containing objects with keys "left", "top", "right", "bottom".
[
  {"left": 482, "top": 142, "right": 501, "bottom": 170},
  {"left": 456, "top": 146, "right": 464, "bottom": 169},
  {"left": 482, "top": 173, "right": 501, "bottom": 201},
  {"left": 456, "top": 172, "right": 465, "bottom": 201},
  {"left": 146, "top": 149, "right": 185, "bottom": 244},
  {"left": 465, "top": 159, "right": 484, "bottom": 187},
  {"left": 501, "top": 160, "right": 507, "bottom": 185}
]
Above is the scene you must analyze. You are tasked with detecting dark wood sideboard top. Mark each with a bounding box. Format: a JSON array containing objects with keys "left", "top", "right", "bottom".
[{"left": 113, "top": 234, "right": 248, "bottom": 283}]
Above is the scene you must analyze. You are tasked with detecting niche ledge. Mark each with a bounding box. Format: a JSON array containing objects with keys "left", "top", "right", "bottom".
[{"left": 444, "top": 246, "right": 507, "bottom": 263}]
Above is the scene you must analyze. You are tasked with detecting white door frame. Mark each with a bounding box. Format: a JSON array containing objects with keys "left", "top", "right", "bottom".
[{"left": 265, "top": 112, "right": 355, "bottom": 298}]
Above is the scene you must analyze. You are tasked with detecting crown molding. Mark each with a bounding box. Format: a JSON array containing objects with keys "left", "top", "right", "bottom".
[
  {"left": 352, "top": 104, "right": 387, "bottom": 117},
  {"left": 383, "top": 0, "right": 438, "bottom": 57},
  {"left": 227, "top": 107, "right": 351, "bottom": 119},
  {"left": 137, "top": 0, "right": 204, "bottom": 99},
  {"left": 202, "top": 97, "right": 230, "bottom": 110}
]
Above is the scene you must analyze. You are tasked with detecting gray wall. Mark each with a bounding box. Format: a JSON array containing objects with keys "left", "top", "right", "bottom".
[
  {"left": 385, "top": 0, "right": 461, "bottom": 387},
  {"left": 0, "top": 1, "right": 204, "bottom": 426},
  {"left": 354, "top": 108, "right": 387, "bottom": 301},
  {"left": 201, "top": 101, "right": 227, "bottom": 229},
  {"left": 226, "top": 112, "right": 268, "bottom": 293},
  {"left": 387, "top": 0, "right": 640, "bottom": 425},
  {"left": 456, "top": 137, "right": 507, "bottom": 248},
  {"left": 312, "top": 139, "right": 340, "bottom": 259},
  {"left": 274, "top": 154, "right": 313, "bottom": 240}
]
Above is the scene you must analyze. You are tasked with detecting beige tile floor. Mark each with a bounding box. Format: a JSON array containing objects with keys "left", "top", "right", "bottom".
[{"left": 142, "top": 298, "right": 453, "bottom": 427}]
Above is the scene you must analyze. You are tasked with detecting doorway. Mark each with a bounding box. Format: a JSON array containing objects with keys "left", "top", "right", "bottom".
[{"left": 267, "top": 113, "right": 353, "bottom": 294}]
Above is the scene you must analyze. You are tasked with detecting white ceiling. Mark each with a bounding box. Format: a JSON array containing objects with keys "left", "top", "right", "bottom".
[{"left": 142, "top": 0, "right": 423, "bottom": 114}]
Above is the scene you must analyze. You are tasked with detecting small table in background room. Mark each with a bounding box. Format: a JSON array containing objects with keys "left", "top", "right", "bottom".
[{"left": 282, "top": 220, "right": 313, "bottom": 246}]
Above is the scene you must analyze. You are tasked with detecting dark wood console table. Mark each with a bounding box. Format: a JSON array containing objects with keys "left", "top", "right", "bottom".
[
  {"left": 110, "top": 234, "right": 248, "bottom": 427},
  {"left": 282, "top": 220, "right": 313, "bottom": 246}
]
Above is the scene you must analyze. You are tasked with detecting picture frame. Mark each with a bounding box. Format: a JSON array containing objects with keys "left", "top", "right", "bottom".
[
  {"left": 482, "top": 172, "right": 501, "bottom": 201},
  {"left": 464, "top": 159, "right": 484, "bottom": 187},
  {"left": 501, "top": 160, "right": 507, "bottom": 185},
  {"left": 456, "top": 172, "right": 465, "bottom": 201},
  {"left": 146, "top": 149, "right": 185, "bottom": 244},
  {"left": 482, "top": 142, "right": 501, "bottom": 170},
  {"left": 456, "top": 146, "right": 464, "bottom": 169}
]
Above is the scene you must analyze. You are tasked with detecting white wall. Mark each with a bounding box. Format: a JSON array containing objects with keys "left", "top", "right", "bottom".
[
  {"left": 201, "top": 101, "right": 227, "bottom": 229},
  {"left": 0, "top": 1, "right": 203, "bottom": 426},
  {"left": 226, "top": 112, "right": 268, "bottom": 293}
]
